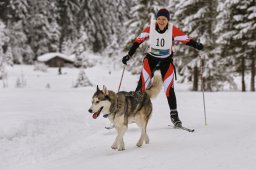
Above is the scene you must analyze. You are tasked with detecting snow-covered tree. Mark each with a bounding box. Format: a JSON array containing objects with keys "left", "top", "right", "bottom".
[
  {"left": 215, "top": 0, "right": 256, "bottom": 91},
  {"left": 240, "top": 0, "right": 255, "bottom": 91},
  {"left": 74, "top": 69, "right": 92, "bottom": 88},
  {"left": 25, "top": 0, "right": 61, "bottom": 58},
  {"left": 47, "top": 19, "right": 61, "bottom": 53},
  {"left": 16, "top": 73, "right": 26, "bottom": 88},
  {"left": 57, "top": 0, "right": 80, "bottom": 53},
  {"left": 0, "top": 0, "right": 33, "bottom": 64},
  {"left": 4, "top": 46, "right": 13, "bottom": 66},
  {"left": 0, "top": 20, "right": 8, "bottom": 49},
  {"left": 7, "top": 21, "right": 33, "bottom": 64},
  {"left": 0, "top": 20, "right": 9, "bottom": 80},
  {"left": 171, "top": 0, "right": 233, "bottom": 91},
  {"left": 77, "top": 0, "right": 132, "bottom": 53}
]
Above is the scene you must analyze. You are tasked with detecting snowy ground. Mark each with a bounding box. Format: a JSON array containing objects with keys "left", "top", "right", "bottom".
[{"left": 0, "top": 64, "right": 256, "bottom": 170}]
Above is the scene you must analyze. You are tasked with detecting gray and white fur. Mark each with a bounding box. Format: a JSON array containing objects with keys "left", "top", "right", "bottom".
[{"left": 89, "top": 74, "right": 162, "bottom": 151}]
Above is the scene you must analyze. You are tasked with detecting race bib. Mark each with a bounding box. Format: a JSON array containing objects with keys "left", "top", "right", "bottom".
[{"left": 148, "top": 19, "right": 173, "bottom": 56}]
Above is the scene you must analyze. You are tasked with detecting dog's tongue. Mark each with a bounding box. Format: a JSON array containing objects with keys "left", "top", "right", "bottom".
[{"left": 92, "top": 113, "right": 98, "bottom": 119}]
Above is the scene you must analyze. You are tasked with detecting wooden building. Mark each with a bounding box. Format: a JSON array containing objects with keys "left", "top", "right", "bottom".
[{"left": 37, "top": 53, "right": 75, "bottom": 67}]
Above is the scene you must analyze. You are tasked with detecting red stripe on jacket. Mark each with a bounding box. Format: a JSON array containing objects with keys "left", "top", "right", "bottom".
[{"left": 134, "top": 23, "right": 192, "bottom": 47}]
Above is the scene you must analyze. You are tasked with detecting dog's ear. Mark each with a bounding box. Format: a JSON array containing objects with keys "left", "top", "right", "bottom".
[
  {"left": 96, "top": 85, "right": 100, "bottom": 92},
  {"left": 103, "top": 85, "right": 109, "bottom": 95}
]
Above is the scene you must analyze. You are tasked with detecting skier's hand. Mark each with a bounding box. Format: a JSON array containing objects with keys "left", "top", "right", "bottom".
[
  {"left": 122, "top": 55, "right": 130, "bottom": 65},
  {"left": 186, "top": 39, "right": 204, "bottom": 50}
]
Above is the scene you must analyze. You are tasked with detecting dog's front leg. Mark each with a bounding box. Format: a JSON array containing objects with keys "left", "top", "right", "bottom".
[
  {"left": 111, "top": 126, "right": 125, "bottom": 150},
  {"left": 117, "top": 125, "right": 127, "bottom": 151},
  {"left": 111, "top": 128, "right": 119, "bottom": 150},
  {"left": 111, "top": 125, "right": 127, "bottom": 151}
]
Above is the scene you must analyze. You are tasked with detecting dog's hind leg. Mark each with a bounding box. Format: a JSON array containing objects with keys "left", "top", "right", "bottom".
[
  {"left": 136, "top": 128, "right": 145, "bottom": 147},
  {"left": 144, "top": 129, "right": 149, "bottom": 144},
  {"left": 136, "top": 112, "right": 151, "bottom": 147},
  {"left": 144, "top": 122, "right": 150, "bottom": 144},
  {"left": 136, "top": 117, "right": 147, "bottom": 147}
]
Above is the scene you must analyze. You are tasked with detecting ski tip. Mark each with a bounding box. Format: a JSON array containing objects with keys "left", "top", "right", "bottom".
[{"left": 168, "top": 125, "right": 195, "bottom": 132}]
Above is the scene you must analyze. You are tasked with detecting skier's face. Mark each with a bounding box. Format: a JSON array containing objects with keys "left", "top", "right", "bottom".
[{"left": 156, "top": 16, "right": 168, "bottom": 30}]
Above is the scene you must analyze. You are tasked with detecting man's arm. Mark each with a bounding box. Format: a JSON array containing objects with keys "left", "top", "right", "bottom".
[
  {"left": 173, "top": 25, "right": 203, "bottom": 50},
  {"left": 128, "top": 26, "right": 150, "bottom": 56}
]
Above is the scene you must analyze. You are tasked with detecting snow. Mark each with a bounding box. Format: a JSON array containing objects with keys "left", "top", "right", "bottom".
[{"left": 1, "top": 64, "right": 256, "bottom": 170}]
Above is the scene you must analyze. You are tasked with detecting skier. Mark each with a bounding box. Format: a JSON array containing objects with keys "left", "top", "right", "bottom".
[{"left": 122, "top": 8, "right": 204, "bottom": 127}]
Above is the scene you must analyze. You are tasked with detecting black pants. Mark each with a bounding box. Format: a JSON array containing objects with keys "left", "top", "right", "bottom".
[{"left": 135, "top": 54, "right": 177, "bottom": 110}]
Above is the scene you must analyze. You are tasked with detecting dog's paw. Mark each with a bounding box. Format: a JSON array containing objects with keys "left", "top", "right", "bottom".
[
  {"left": 111, "top": 145, "right": 117, "bottom": 150},
  {"left": 136, "top": 142, "right": 143, "bottom": 147},
  {"left": 145, "top": 136, "right": 150, "bottom": 144},
  {"left": 118, "top": 147, "right": 125, "bottom": 151}
]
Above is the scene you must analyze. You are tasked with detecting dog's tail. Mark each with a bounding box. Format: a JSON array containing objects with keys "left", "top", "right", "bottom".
[{"left": 146, "top": 72, "right": 162, "bottom": 99}]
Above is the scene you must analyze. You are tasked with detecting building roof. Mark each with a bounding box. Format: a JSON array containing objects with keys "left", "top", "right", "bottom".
[{"left": 37, "top": 52, "right": 75, "bottom": 63}]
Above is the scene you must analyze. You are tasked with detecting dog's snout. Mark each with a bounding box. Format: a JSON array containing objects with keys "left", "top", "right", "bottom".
[{"left": 88, "top": 109, "right": 92, "bottom": 113}]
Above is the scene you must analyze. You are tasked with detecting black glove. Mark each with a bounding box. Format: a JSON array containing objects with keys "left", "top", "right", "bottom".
[
  {"left": 186, "top": 39, "right": 204, "bottom": 50},
  {"left": 122, "top": 55, "right": 130, "bottom": 65}
]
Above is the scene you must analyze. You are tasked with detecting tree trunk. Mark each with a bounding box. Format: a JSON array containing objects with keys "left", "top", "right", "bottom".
[
  {"left": 192, "top": 66, "right": 198, "bottom": 91},
  {"left": 251, "top": 56, "right": 255, "bottom": 92},
  {"left": 241, "top": 56, "right": 246, "bottom": 92},
  {"left": 200, "top": 58, "right": 205, "bottom": 92}
]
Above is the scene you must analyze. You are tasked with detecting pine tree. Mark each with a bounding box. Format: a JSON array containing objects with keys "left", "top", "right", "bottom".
[
  {"left": 25, "top": 0, "right": 61, "bottom": 58},
  {"left": 74, "top": 69, "right": 92, "bottom": 88},
  {"left": 5, "top": 46, "right": 13, "bottom": 66},
  {"left": 57, "top": 0, "right": 80, "bottom": 53},
  {"left": 171, "top": 0, "right": 233, "bottom": 91},
  {"left": 0, "top": 20, "right": 8, "bottom": 82},
  {"left": 77, "top": 0, "right": 130, "bottom": 53},
  {"left": 242, "top": 0, "right": 255, "bottom": 91},
  {"left": 216, "top": 0, "right": 255, "bottom": 91},
  {"left": 7, "top": 21, "right": 33, "bottom": 64},
  {"left": 0, "top": 0, "right": 34, "bottom": 64}
]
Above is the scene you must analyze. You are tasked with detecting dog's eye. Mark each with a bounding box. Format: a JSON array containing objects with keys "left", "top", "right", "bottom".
[{"left": 96, "top": 101, "right": 99, "bottom": 104}]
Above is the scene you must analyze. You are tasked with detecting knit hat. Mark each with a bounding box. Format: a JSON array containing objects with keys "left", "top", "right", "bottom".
[{"left": 156, "top": 8, "right": 170, "bottom": 21}]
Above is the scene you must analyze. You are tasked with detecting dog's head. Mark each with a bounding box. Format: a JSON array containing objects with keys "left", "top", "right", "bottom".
[{"left": 88, "top": 85, "right": 111, "bottom": 119}]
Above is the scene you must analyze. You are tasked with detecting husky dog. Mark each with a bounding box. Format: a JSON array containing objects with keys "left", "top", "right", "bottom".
[{"left": 88, "top": 74, "right": 162, "bottom": 151}]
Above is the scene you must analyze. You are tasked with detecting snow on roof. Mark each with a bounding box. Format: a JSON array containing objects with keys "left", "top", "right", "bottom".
[{"left": 37, "top": 52, "right": 75, "bottom": 63}]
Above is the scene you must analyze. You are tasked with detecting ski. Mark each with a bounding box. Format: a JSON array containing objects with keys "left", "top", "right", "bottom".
[{"left": 168, "top": 125, "right": 195, "bottom": 132}]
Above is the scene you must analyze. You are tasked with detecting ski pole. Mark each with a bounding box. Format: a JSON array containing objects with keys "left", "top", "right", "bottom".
[
  {"left": 199, "top": 52, "right": 207, "bottom": 126},
  {"left": 118, "top": 66, "right": 125, "bottom": 92}
]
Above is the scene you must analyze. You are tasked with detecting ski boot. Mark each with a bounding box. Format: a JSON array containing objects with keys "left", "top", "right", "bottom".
[{"left": 170, "top": 110, "right": 182, "bottom": 127}]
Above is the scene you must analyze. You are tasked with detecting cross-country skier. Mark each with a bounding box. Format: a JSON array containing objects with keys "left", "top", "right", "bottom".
[{"left": 122, "top": 8, "right": 204, "bottom": 127}]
